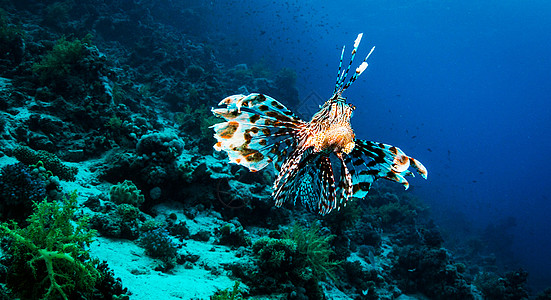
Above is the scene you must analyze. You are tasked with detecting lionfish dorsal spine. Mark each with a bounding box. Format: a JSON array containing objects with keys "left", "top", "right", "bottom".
[
  {"left": 335, "top": 33, "right": 362, "bottom": 94},
  {"left": 333, "top": 45, "right": 346, "bottom": 95},
  {"left": 333, "top": 33, "right": 376, "bottom": 98},
  {"left": 341, "top": 45, "right": 375, "bottom": 92}
]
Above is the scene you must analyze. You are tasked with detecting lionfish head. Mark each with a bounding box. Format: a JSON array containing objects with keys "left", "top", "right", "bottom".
[{"left": 312, "top": 95, "right": 355, "bottom": 123}]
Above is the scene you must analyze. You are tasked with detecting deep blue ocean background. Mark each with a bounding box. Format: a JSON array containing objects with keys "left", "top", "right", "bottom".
[
  {"left": 4, "top": 0, "right": 551, "bottom": 297},
  {"left": 198, "top": 0, "right": 551, "bottom": 292}
]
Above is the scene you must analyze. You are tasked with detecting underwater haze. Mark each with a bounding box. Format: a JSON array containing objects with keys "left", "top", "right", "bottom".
[
  {"left": 2, "top": 0, "right": 551, "bottom": 298},
  {"left": 205, "top": 0, "right": 551, "bottom": 292}
]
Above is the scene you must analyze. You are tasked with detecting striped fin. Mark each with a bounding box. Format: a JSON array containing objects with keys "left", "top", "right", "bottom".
[
  {"left": 333, "top": 45, "right": 346, "bottom": 94},
  {"left": 212, "top": 94, "right": 305, "bottom": 172},
  {"left": 340, "top": 45, "right": 375, "bottom": 92},
  {"left": 272, "top": 152, "right": 340, "bottom": 215},
  {"left": 316, "top": 156, "right": 337, "bottom": 214},
  {"left": 345, "top": 139, "right": 428, "bottom": 199},
  {"left": 335, "top": 152, "right": 353, "bottom": 210},
  {"left": 333, "top": 33, "right": 376, "bottom": 97},
  {"left": 217, "top": 93, "right": 300, "bottom": 119},
  {"left": 335, "top": 33, "right": 363, "bottom": 93},
  {"left": 273, "top": 147, "right": 310, "bottom": 206}
]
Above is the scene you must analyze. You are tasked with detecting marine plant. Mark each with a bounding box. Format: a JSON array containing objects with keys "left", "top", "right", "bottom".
[
  {"left": 0, "top": 11, "right": 21, "bottom": 42},
  {"left": 136, "top": 132, "right": 184, "bottom": 162},
  {"left": 0, "top": 11, "right": 25, "bottom": 66},
  {"left": 43, "top": 0, "right": 74, "bottom": 25},
  {"left": 283, "top": 223, "right": 341, "bottom": 282},
  {"left": 116, "top": 203, "right": 141, "bottom": 222},
  {"left": 365, "top": 190, "right": 423, "bottom": 230},
  {"left": 32, "top": 35, "right": 92, "bottom": 83},
  {"left": 140, "top": 219, "right": 162, "bottom": 232},
  {"left": 230, "top": 64, "right": 254, "bottom": 82},
  {"left": 250, "top": 59, "right": 274, "bottom": 78},
  {"left": 325, "top": 200, "right": 362, "bottom": 233},
  {"left": 0, "top": 192, "right": 99, "bottom": 299},
  {"left": 275, "top": 67, "right": 297, "bottom": 89},
  {"left": 376, "top": 201, "right": 417, "bottom": 228},
  {"left": 210, "top": 281, "right": 244, "bottom": 300},
  {"left": 185, "top": 64, "right": 204, "bottom": 82},
  {"left": 536, "top": 288, "right": 551, "bottom": 300},
  {"left": 106, "top": 115, "right": 124, "bottom": 129},
  {"left": 251, "top": 223, "right": 340, "bottom": 284}
]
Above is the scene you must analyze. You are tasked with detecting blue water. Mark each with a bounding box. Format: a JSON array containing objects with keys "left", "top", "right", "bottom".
[{"left": 200, "top": 0, "right": 551, "bottom": 291}]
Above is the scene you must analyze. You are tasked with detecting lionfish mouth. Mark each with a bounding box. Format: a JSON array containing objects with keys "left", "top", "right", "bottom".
[{"left": 211, "top": 33, "right": 427, "bottom": 215}]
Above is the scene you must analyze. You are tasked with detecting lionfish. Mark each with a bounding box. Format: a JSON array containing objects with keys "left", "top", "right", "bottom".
[{"left": 211, "top": 33, "right": 427, "bottom": 215}]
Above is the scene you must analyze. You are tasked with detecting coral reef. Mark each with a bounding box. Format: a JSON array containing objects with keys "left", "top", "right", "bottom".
[
  {"left": 109, "top": 180, "right": 145, "bottom": 207},
  {"left": 475, "top": 270, "right": 530, "bottom": 300},
  {"left": 0, "top": 162, "right": 46, "bottom": 222},
  {"left": 12, "top": 146, "right": 77, "bottom": 181},
  {"left": 138, "top": 227, "right": 178, "bottom": 269},
  {"left": 252, "top": 236, "right": 298, "bottom": 277},
  {"left": 217, "top": 222, "right": 251, "bottom": 248},
  {"left": 235, "top": 223, "right": 339, "bottom": 298},
  {"left": 393, "top": 245, "right": 473, "bottom": 299}
]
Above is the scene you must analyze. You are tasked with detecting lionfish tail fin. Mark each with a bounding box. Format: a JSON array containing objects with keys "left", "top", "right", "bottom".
[
  {"left": 212, "top": 93, "right": 305, "bottom": 172},
  {"left": 345, "top": 139, "right": 427, "bottom": 198}
]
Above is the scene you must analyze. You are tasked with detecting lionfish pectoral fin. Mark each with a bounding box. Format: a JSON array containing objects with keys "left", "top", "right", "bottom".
[
  {"left": 409, "top": 157, "right": 428, "bottom": 179},
  {"left": 383, "top": 172, "right": 410, "bottom": 190},
  {"left": 345, "top": 139, "right": 427, "bottom": 198},
  {"left": 212, "top": 93, "right": 305, "bottom": 172}
]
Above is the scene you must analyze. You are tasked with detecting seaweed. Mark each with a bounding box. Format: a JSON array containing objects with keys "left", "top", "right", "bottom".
[
  {"left": 210, "top": 281, "right": 244, "bottom": 300},
  {"left": 283, "top": 223, "right": 341, "bottom": 282},
  {"left": 32, "top": 35, "right": 92, "bottom": 84},
  {"left": 0, "top": 192, "right": 99, "bottom": 299}
]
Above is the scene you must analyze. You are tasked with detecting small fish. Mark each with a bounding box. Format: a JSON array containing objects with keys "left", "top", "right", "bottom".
[{"left": 212, "top": 34, "right": 427, "bottom": 215}]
